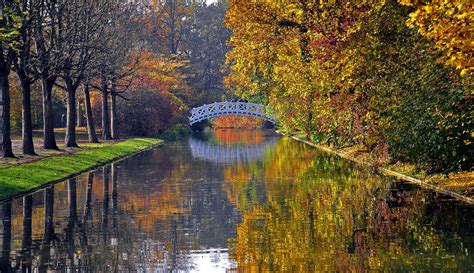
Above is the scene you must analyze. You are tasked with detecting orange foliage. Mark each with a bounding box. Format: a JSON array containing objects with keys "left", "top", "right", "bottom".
[
  {"left": 213, "top": 115, "right": 263, "bottom": 129},
  {"left": 125, "top": 50, "right": 191, "bottom": 111}
]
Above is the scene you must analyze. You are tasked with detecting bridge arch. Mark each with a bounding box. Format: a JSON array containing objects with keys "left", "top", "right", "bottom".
[{"left": 189, "top": 101, "right": 277, "bottom": 125}]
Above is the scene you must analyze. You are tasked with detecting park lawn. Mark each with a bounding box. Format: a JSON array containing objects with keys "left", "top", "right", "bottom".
[{"left": 0, "top": 138, "right": 162, "bottom": 200}]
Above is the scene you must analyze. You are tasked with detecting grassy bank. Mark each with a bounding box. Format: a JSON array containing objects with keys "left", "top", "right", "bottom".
[
  {"left": 0, "top": 138, "right": 162, "bottom": 200},
  {"left": 284, "top": 132, "right": 473, "bottom": 204}
]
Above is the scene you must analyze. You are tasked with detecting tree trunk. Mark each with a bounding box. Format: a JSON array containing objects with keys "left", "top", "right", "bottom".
[
  {"left": 110, "top": 80, "right": 118, "bottom": 139},
  {"left": 19, "top": 75, "right": 36, "bottom": 155},
  {"left": 65, "top": 80, "right": 78, "bottom": 147},
  {"left": 76, "top": 97, "right": 83, "bottom": 128},
  {"left": 83, "top": 82, "right": 99, "bottom": 143},
  {"left": 101, "top": 77, "right": 111, "bottom": 140},
  {"left": 0, "top": 62, "right": 14, "bottom": 158},
  {"left": 41, "top": 77, "right": 59, "bottom": 150}
]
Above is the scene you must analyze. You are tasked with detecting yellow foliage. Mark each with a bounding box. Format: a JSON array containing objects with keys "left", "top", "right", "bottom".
[{"left": 399, "top": 0, "right": 474, "bottom": 75}]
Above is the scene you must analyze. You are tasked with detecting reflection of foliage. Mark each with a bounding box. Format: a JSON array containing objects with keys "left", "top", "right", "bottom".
[
  {"left": 212, "top": 129, "right": 265, "bottom": 146},
  {"left": 6, "top": 132, "right": 473, "bottom": 271},
  {"left": 224, "top": 136, "right": 472, "bottom": 271}
]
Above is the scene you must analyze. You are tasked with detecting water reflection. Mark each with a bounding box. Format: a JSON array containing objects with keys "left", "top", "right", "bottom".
[
  {"left": 1, "top": 204, "right": 11, "bottom": 272},
  {"left": 0, "top": 130, "right": 472, "bottom": 272},
  {"left": 189, "top": 130, "right": 278, "bottom": 164}
]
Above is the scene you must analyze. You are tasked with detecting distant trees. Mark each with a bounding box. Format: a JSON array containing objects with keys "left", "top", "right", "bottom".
[
  {"left": 184, "top": 1, "right": 232, "bottom": 104},
  {"left": 108, "top": 0, "right": 232, "bottom": 136},
  {"left": 1, "top": 0, "right": 233, "bottom": 156},
  {"left": 141, "top": 0, "right": 231, "bottom": 105}
]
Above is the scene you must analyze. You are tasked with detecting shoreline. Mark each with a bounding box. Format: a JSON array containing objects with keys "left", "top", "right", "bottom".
[
  {"left": 282, "top": 133, "right": 473, "bottom": 205},
  {"left": 0, "top": 138, "right": 162, "bottom": 202}
]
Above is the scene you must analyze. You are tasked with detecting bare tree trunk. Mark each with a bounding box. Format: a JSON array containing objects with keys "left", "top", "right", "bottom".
[
  {"left": 101, "top": 76, "right": 111, "bottom": 140},
  {"left": 82, "top": 82, "right": 99, "bottom": 143},
  {"left": 41, "top": 77, "right": 59, "bottom": 150},
  {"left": 65, "top": 80, "right": 78, "bottom": 148},
  {"left": 111, "top": 93, "right": 117, "bottom": 139},
  {"left": 77, "top": 96, "right": 83, "bottom": 128},
  {"left": 19, "top": 75, "right": 36, "bottom": 155},
  {"left": 110, "top": 79, "right": 118, "bottom": 139},
  {"left": 0, "top": 62, "right": 14, "bottom": 158}
]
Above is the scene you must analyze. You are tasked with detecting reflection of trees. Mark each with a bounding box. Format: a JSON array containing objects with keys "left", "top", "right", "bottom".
[
  {"left": 1, "top": 204, "right": 12, "bottom": 272},
  {"left": 2, "top": 142, "right": 240, "bottom": 271},
  {"left": 2, "top": 133, "right": 471, "bottom": 271},
  {"left": 39, "top": 186, "right": 55, "bottom": 272},
  {"left": 225, "top": 137, "right": 473, "bottom": 271},
  {"left": 20, "top": 196, "right": 32, "bottom": 271}
]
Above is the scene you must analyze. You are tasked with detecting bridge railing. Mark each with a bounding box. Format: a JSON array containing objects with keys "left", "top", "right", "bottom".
[{"left": 189, "top": 101, "right": 276, "bottom": 125}]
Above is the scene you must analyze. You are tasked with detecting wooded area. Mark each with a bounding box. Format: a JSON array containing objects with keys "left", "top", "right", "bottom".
[
  {"left": 0, "top": 0, "right": 230, "bottom": 157},
  {"left": 225, "top": 0, "right": 472, "bottom": 173},
  {"left": 1, "top": 0, "right": 472, "bottom": 175}
]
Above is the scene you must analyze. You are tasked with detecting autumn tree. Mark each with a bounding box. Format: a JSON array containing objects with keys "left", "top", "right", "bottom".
[
  {"left": 399, "top": 0, "right": 473, "bottom": 76},
  {"left": 116, "top": 50, "right": 191, "bottom": 136},
  {"left": 143, "top": 0, "right": 200, "bottom": 55},
  {"left": 57, "top": 1, "right": 119, "bottom": 147},
  {"left": 0, "top": 0, "right": 19, "bottom": 158},
  {"left": 91, "top": 2, "right": 138, "bottom": 140},
  {"left": 225, "top": 0, "right": 472, "bottom": 173},
  {"left": 33, "top": 0, "right": 63, "bottom": 150},
  {"left": 6, "top": 1, "right": 42, "bottom": 155}
]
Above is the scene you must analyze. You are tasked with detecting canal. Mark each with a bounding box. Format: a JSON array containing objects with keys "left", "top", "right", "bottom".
[{"left": 0, "top": 130, "right": 473, "bottom": 271}]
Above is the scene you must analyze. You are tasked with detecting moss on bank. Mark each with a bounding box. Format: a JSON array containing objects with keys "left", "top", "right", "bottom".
[{"left": 0, "top": 138, "right": 162, "bottom": 200}]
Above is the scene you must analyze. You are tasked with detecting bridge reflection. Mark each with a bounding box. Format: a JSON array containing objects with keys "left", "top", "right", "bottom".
[{"left": 188, "top": 136, "right": 278, "bottom": 164}]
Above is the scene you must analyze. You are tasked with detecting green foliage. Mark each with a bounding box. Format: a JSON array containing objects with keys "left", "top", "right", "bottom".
[
  {"left": 159, "top": 124, "right": 192, "bottom": 141},
  {"left": 352, "top": 1, "right": 473, "bottom": 173},
  {"left": 0, "top": 1, "right": 23, "bottom": 49},
  {"left": 0, "top": 138, "right": 162, "bottom": 199}
]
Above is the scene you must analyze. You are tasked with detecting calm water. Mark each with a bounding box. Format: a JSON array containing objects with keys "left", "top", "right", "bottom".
[{"left": 0, "top": 130, "right": 473, "bottom": 272}]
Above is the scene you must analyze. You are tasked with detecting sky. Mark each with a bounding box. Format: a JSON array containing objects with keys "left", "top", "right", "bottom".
[{"left": 206, "top": 0, "right": 218, "bottom": 4}]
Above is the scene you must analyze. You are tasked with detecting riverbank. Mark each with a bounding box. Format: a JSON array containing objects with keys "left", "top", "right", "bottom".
[
  {"left": 283, "top": 133, "right": 473, "bottom": 204},
  {"left": 0, "top": 138, "right": 162, "bottom": 200}
]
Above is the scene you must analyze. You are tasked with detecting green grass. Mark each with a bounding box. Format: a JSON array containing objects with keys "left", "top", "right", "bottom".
[{"left": 0, "top": 138, "right": 162, "bottom": 199}]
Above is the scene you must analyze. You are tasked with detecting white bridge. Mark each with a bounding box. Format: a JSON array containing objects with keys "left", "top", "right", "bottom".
[{"left": 189, "top": 101, "right": 277, "bottom": 125}]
